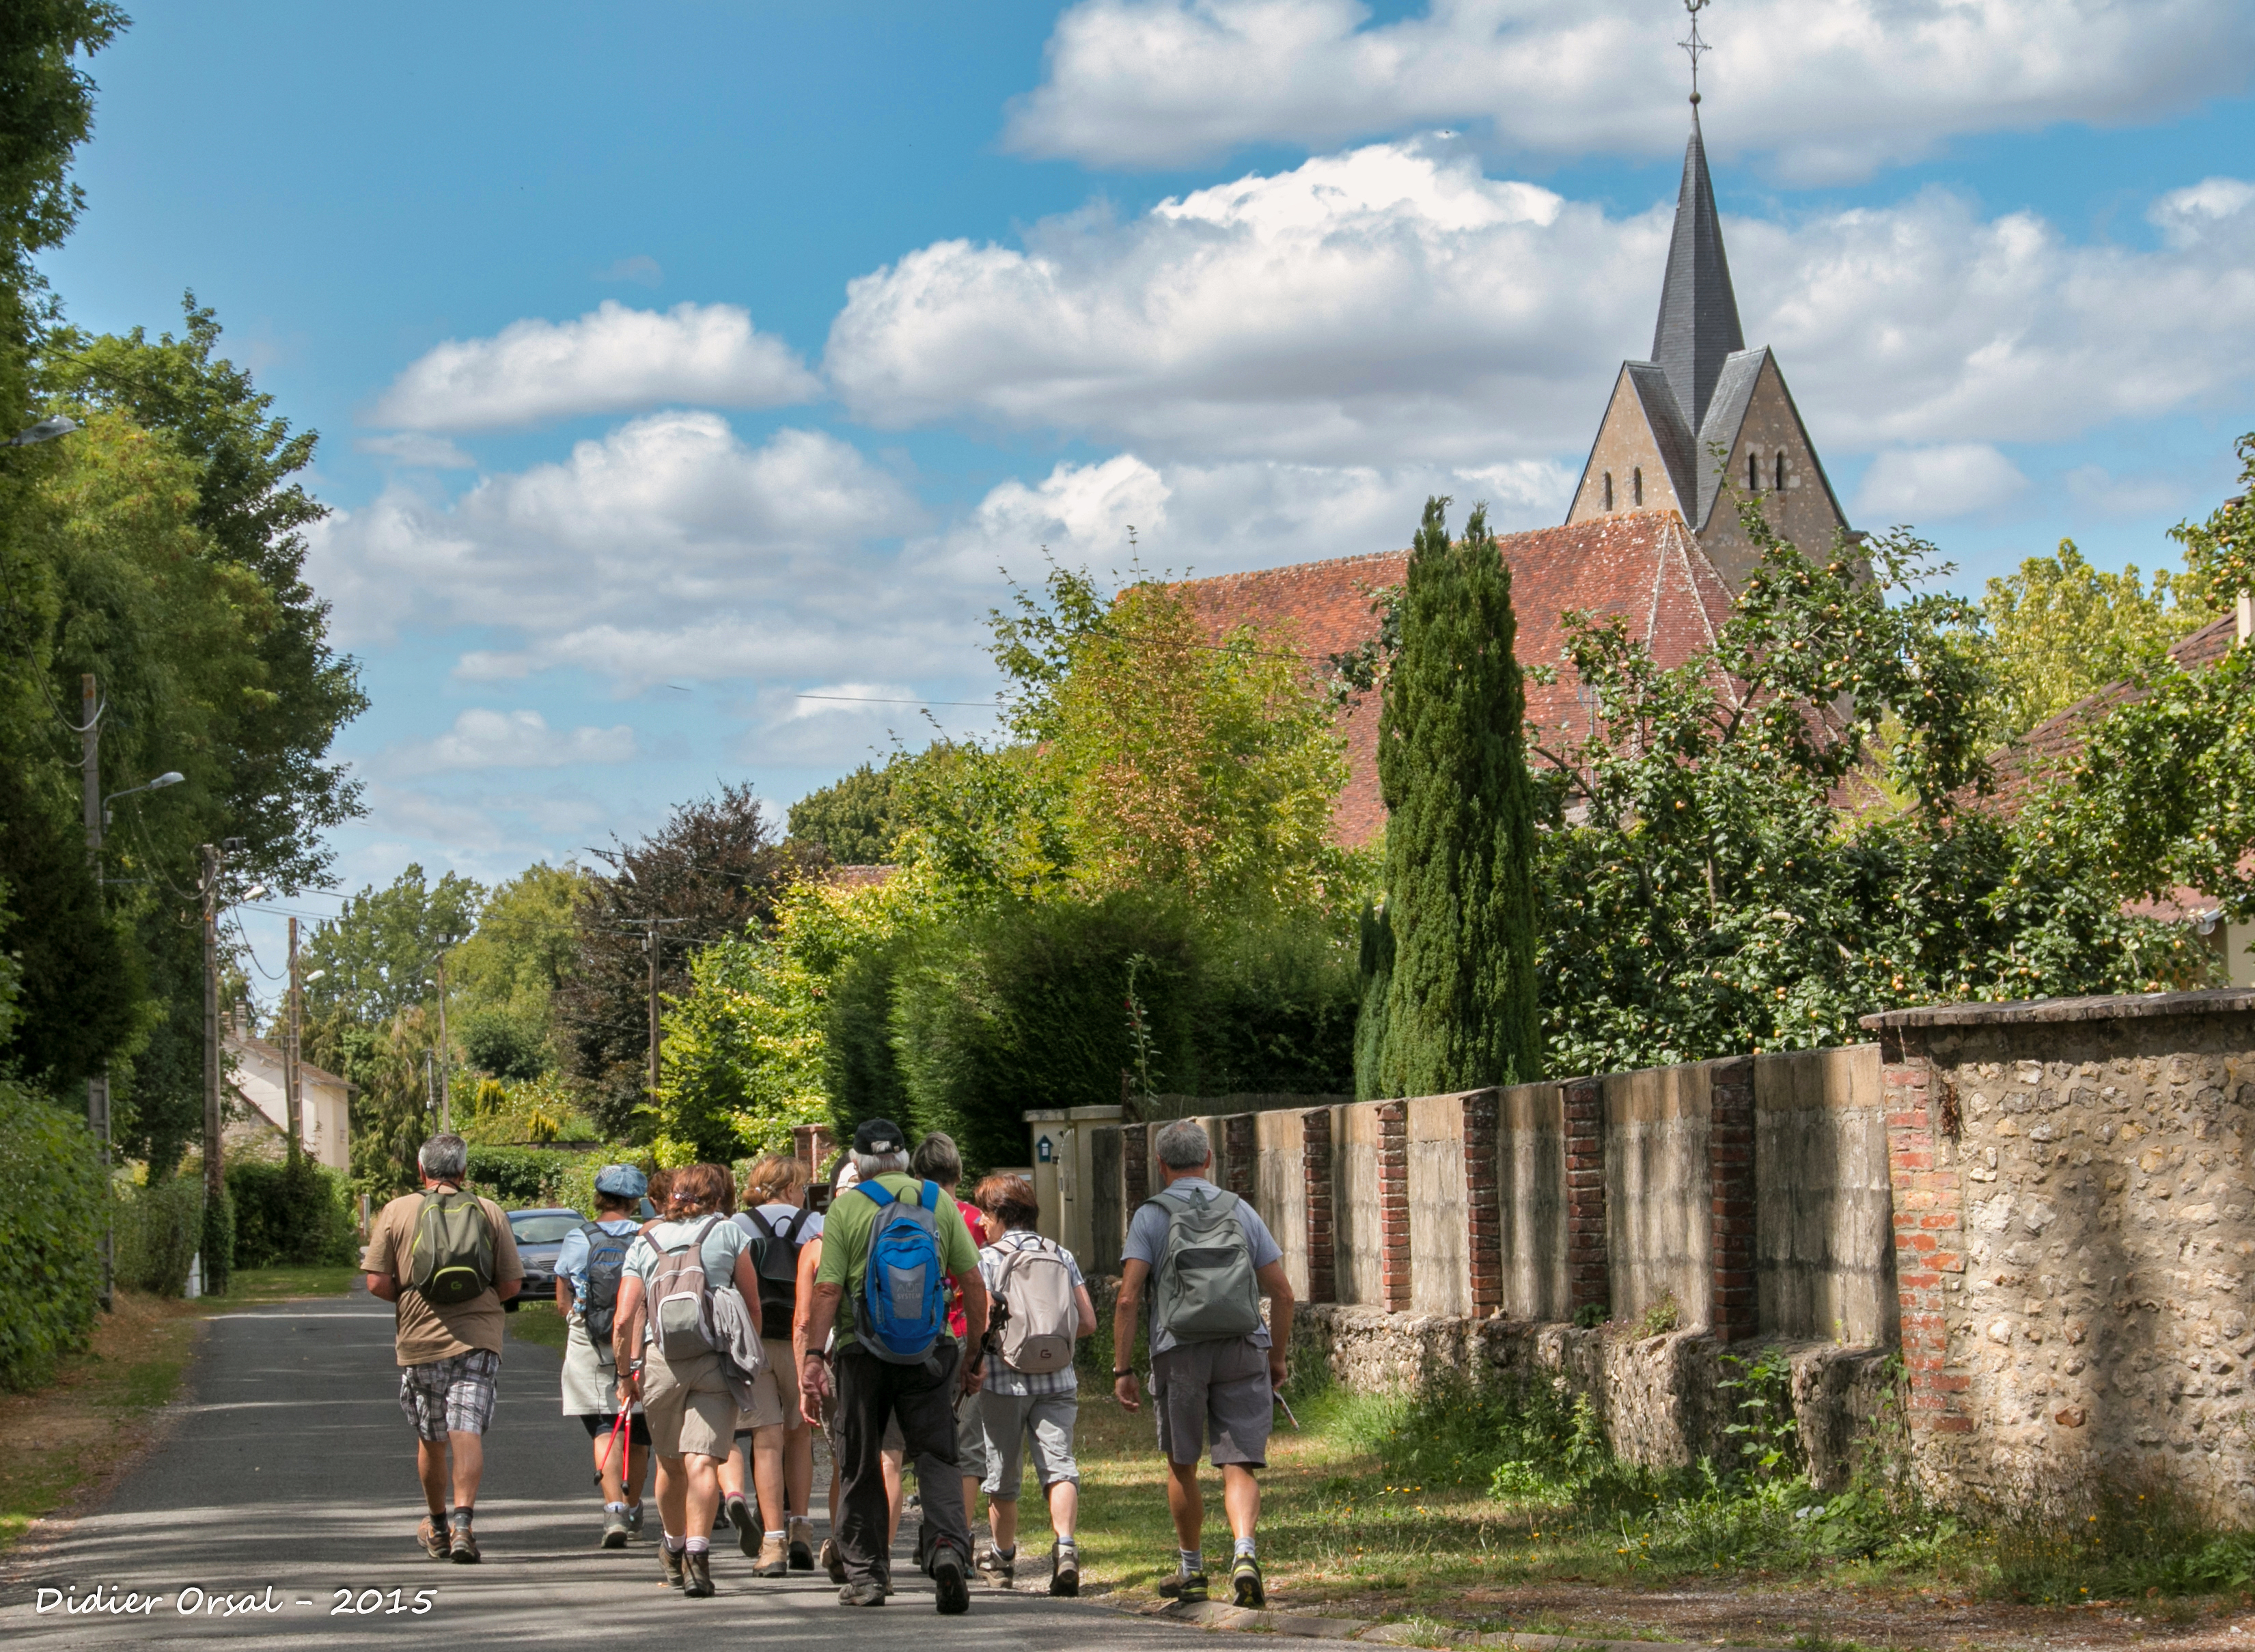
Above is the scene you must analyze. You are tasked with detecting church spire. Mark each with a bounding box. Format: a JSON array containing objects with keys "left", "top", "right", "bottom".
[{"left": 1650, "top": 103, "right": 1745, "bottom": 435}]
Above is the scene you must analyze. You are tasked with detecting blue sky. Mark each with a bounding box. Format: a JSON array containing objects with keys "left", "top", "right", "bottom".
[{"left": 41, "top": 1, "right": 2255, "bottom": 968}]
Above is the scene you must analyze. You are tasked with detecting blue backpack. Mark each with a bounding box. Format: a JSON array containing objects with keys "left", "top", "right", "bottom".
[{"left": 855, "top": 1179, "right": 948, "bottom": 1363}]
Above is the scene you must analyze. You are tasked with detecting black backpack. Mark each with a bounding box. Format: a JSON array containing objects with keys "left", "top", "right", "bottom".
[
  {"left": 739, "top": 1207, "right": 815, "bottom": 1340},
  {"left": 578, "top": 1221, "right": 632, "bottom": 1343}
]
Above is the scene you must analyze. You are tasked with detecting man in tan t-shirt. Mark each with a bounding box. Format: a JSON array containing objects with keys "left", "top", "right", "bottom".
[{"left": 364, "top": 1134, "right": 523, "bottom": 1563}]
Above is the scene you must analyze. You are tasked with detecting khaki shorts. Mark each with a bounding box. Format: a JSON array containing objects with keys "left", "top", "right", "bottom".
[
  {"left": 732, "top": 1363, "right": 788, "bottom": 1434},
  {"left": 642, "top": 1346, "right": 735, "bottom": 1460}
]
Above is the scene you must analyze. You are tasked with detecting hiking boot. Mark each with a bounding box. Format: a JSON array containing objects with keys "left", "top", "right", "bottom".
[
  {"left": 788, "top": 1515, "right": 815, "bottom": 1570},
  {"left": 625, "top": 1504, "right": 646, "bottom": 1538},
  {"left": 661, "top": 1544, "right": 685, "bottom": 1589},
  {"left": 753, "top": 1533, "right": 789, "bottom": 1577},
  {"left": 417, "top": 1517, "right": 450, "bottom": 1562},
  {"left": 932, "top": 1549, "right": 970, "bottom": 1616},
  {"left": 684, "top": 1548, "right": 715, "bottom": 1598},
  {"left": 725, "top": 1495, "right": 757, "bottom": 1558},
  {"left": 448, "top": 1515, "right": 480, "bottom": 1565},
  {"left": 820, "top": 1536, "right": 848, "bottom": 1584},
  {"left": 1049, "top": 1542, "right": 1080, "bottom": 1597},
  {"left": 1159, "top": 1569, "right": 1208, "bottom": 1604},
  {"left": 1231, "top": 1554, "right": 1265, "bottom": 1608},
  {"left": 976, "top": 1545, "right": 1014, "bottom": 1585},
  {"left": 601, "top": 1507, "right": 630, "bottom": 1549},
  {"left": 838, "top": 1579, "right": 887, "bottom": 1607}
]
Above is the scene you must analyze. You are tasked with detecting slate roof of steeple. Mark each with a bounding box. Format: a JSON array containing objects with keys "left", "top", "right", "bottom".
[{"left": 1650, "top": 107, "right": 1745, "bottom": 437}]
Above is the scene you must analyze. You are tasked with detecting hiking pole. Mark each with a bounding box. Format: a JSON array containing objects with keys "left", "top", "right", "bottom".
[
  {"left": 598, "top": 1397, "right": 631, "bottom": 1478},
  {"left": 1273, "top": 1386, "right": 1301, "bottom": 1431}
]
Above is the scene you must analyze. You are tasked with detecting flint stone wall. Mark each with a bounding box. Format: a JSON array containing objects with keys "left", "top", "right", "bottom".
[{"left": 1866, "top": 990, "right": 2255, "bottom": 1522}]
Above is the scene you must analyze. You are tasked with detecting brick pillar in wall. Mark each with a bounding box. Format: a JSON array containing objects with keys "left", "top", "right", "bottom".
[
  {"left": 1463, "top": 1088, "right": 1504, "bottom": 1319},
  {"left": 1376, "top": 1099, "right": 1411, "bottom": 1312},
  {"left": 1301, "top": 1107, "right": 1336, "bottom": 1304},
  {"left": 1224, "top": 1113, "right": 1257, "bottom": 1201},
  {"left": 791, "top": 1123, "right": 835, "bottom": 1177},
  {"left": 1707, "top": 1056, "right": 1758, "bottom": 1342},
  {"left": 1877, "top": 1027, "right": 1970, "bottom": 1437},
  {"left": 1563, "top": 1076, "right": 1608, "bottom": 1318},
  {"left": 1122, "top": 1123, "right": 1150, "bottom": 1210}
]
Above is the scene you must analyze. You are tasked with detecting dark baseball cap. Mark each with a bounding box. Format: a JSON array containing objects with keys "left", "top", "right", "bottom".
[{"left": 853, "top": 1117, "right": 906, "bottom": 1155}]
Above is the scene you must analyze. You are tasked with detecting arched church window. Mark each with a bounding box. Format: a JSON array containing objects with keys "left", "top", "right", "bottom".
[
  {"left": 1603, "top": 472, "right": 1614, "bottom": 511},
  {"left": 1775, "top": 450, "right": 1787, "bottom": 490},
  {"left": 1747, "top": 452, "right": 1760, "bottom": 493},
  {"left": 1633, "top": 467, "right": 1643, "bottom": 506}
]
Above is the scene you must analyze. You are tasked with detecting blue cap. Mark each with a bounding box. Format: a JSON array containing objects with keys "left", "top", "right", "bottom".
[{"left": 594, "top": 1163, "right": 648, "bottom": 1198}]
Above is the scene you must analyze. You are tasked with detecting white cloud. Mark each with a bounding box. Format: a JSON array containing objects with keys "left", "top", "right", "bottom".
[
  {"left": 356, "top": 430, "right": 475, "bottom": 468},
  {"left": 786, "top": 683, "right": 924, "bottom": 721},
  {"left": 829, "top": 141, "right": 2255, "bottom": 471},
  {"left": 370, "top": 301, "right": 820, "bottom": 431},
  {"left": 1855, "top": 443, "right": 2028, "bottom": 519},
  {"left": 1007, "top": 0, "right": 2255, "bottom": 182},
  {"left": 305, "top": 413, "right": 935, "bottom": 688},
  {"left": 391, "top": 708, "right": 639, "bottom": 773},
  {"left": 917, "top": 451, "right": 1572, "bottom": 583}
]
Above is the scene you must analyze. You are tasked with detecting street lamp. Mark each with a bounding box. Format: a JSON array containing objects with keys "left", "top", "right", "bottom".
[
  {"left": 102, "top": 770, "right": 184, "bottom": 828},
  {"left": 6, "top": 415, "right": 78, "bottom": 448}
]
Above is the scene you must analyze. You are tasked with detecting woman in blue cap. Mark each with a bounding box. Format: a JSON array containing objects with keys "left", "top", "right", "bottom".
[{"left": 557, "top": 1164, "right": 653, "bottom": 1547}]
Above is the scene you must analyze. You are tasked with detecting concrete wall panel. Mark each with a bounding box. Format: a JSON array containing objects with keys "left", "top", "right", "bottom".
[
  {"left": 1754, "top": 1045, "right": 1897, "bottom": 1344},
  {"left": 1605, "top": 1062, "right": 1712, "bottom": 1327},
  {"left": 1253, "top": 1108, "right": 1310, "bottom": 1302},
  {"left": 1499, "top": 1080, "right": 1568, "bottom": 1321},
  {"left": 1337, "top": 1102, "right": 1385, "bottom": 1307},
  {"left": 1408, "top": 1092, "right": 1470, "bottom": 1316}
]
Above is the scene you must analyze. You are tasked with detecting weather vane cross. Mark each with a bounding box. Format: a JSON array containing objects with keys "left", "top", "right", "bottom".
[{"left": 1680, "top": 0, "right": 1711, "bottom": 105}]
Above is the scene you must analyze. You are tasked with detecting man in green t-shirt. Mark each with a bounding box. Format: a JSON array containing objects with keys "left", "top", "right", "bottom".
[{"left": 801, "top": 1118, "right": 987, "bottom": 1612}]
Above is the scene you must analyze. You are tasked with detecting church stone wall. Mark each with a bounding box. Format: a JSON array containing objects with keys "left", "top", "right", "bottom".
[
  {"left": 1568, "top": 370, "right": 1685, "bottom": 525},
  {"left": 1696, "top": 357, "right": 1848, "bottom": 589}
]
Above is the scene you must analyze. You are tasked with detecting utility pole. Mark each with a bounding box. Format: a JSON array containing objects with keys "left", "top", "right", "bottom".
[
  {"left": 646, "top": 924, "right": 661, "bottom": 1103},
  {"left": 81, "top": 674, "right": 111, "bottom": 1311},
  {"left": 286, "top": 917, "right": 303, "bottom": 1165},
  {"left": 201, "top": 842, "right": 223, "bottom": 1233}
]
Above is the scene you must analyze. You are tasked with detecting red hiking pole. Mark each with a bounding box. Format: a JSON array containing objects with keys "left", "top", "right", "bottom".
[{"left": 597, "top": 1397, "right": 631, "bottom": 1478}]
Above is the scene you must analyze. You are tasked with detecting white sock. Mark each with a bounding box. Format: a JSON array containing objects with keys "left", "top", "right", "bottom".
[
  {"left": 764, "top": 1530, "right": 784, "bottom": 1541},
  {"left": 664, "top": 1534, "right": 685, "bottom": 1552},
  {"left": 605, "top": 1500, "right": 626, "bottom": 1512},
  {"left": 1179, "top": 1548, "right": 1202, "bottom": 1575},
  {"left": 685, "top": 1535, "right": 710, "bottom": 1554},
  {"left": 1234, "top": 1536, "right": 1257, "bottom": 1560}
]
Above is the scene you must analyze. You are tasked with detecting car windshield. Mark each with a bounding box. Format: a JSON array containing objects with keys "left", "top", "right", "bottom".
[{"left": 508, "top": 1214, "right": 583, "bottom": 1244}]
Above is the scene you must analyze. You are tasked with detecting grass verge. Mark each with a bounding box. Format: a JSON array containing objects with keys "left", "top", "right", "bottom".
[
  {"left": 507, "top": 1299, "right": 570, "bottom": 1353},
  {"left": 0, "top": 1267, "right": 359, "bottom": 1557}
]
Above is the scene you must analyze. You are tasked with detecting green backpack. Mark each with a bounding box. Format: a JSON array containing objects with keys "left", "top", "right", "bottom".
[
  {"left": 1144, "top": 1185, "right": 1262, "bottom": 1344},
  {"left": 407, "top": 1189, "right": 495, "bottom": 1307}
]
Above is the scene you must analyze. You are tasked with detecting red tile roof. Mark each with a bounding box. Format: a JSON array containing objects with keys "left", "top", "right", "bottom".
[{"left": 1180, "top": 512, "right": 1735, "bottom": 845}]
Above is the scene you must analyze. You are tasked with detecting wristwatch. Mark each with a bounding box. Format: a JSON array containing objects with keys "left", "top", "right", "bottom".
[{"left": 1113, "top": 1368, "right": 1136, "bottom": 1379}]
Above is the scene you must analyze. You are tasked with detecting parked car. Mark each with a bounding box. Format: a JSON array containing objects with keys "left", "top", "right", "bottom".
[{"left": 504, "top": 1206, "right": 587, "bottom": 1311}]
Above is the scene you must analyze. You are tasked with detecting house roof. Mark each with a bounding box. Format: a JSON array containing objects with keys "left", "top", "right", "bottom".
[
  {"left": 223, "top": 1028, "right": 349, "bottom": 1090},
  {"left": 1651, "top": 107, "right": 1745, "bottom": 438},
  {"left": 1181, "top": 512, "right": 1735, "bottom": 844}
]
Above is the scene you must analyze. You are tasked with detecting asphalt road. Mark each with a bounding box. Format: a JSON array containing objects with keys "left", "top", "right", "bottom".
[{"left": 1, "top": 1284, "right": 1211, "bottom": 1651}]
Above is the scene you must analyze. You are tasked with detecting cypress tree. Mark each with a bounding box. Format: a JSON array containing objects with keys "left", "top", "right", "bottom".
[{"left": 1368, "top": 497, "right": 1542, "bottom": 1097}]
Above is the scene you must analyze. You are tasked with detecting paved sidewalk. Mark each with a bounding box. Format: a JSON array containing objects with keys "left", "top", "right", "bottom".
[{"left": 0, "top": 1286, "right": 1212, "bottom": 1650}]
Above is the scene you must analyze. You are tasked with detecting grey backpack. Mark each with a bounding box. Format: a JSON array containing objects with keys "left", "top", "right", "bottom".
[
  {"left": 650, "top": 1217, "right": 723, "bottom": 1360},
  {"left": 993, "top": 1236, "right": 1078, "bottom": 1375},
  {"left": 1144, "top": 1186, "right": 1262, "bottom": 1343}
]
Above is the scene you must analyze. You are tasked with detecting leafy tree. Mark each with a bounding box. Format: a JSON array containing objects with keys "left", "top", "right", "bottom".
[
  {"left": 1361, "top": 499, "right": 1542, "bottom": 1098},
  {"left": 1529, "top": 506, "right": 2201, "bottom": 1075},
  {"left": 2170, "top": 434, "right": 2255, "bottom": 607},
  {"left": 448, "top": 861, "right": 589, "bottom": 1081},
  {"left": 301, "top": 864, "right": 484, "bottom": 1039},
  {"left": 1981, "top": 538, "right": 2212, "bottom": 739},
  {"left": 556, "top": 784, "right": 813, "bottom": 1140},
  {"left": 790, "top": 759, "right": 906, "bottom": 864}
]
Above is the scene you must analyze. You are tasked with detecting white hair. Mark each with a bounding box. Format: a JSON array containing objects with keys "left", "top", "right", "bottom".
[{"left": 853, "top": 1149, "right": 909, "bottom": 1180}]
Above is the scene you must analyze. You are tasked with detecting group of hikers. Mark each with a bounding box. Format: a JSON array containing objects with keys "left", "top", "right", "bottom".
[{"left": 360, "top": 1116, "right": 1295, "bottom": 1612}]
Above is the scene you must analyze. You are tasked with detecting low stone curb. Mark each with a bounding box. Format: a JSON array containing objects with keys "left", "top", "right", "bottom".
[{"left": 1126, "top": 1597, "right": 1770, "bottom": 1652}]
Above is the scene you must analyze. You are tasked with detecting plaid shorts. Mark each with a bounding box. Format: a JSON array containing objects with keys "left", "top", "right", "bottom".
[{"left": 398, "top": 1349, "right": 501, "bottom": 1442}]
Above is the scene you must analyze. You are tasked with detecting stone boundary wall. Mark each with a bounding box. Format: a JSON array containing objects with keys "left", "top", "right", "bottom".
[{"left": 1865, "top": 989, "right": 2255, "bottom": 1522}]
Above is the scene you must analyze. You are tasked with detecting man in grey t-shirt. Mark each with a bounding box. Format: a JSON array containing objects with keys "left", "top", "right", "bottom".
[{"left": 1113, "top": 1119, "right": 1293, "bottom": 1611}]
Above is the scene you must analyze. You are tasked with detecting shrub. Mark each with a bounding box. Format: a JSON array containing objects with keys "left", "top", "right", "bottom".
[
  {"left": 199, "top": 1182, "right": 236, "bottom": 1296},
  {"left": 0, "top": 1085, "right": 105, "bottom": 1390},
  {"left": 226, "top": 1157, "right": 358, "bottom": 1267},
  {"left": 115, "top": 1174, "right": 204, "bottom": 1295},
  {"left": 465, "top": 1144, "right": 599, "bottom": 1207}
]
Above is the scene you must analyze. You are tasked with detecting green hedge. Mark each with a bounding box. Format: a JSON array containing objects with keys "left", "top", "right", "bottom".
[
  {"left": 115, "top": 1174, "right": 204, "bottom": 1296},
  {"left": 466, "top": 1144, "right": 600, "bottom": 1209},
  {"left": 0, "top": 1085, "right": 105, "bottom": 1390},
  {"left": 227, "top": 1158, "right": 358, "bottom": 1267}
]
